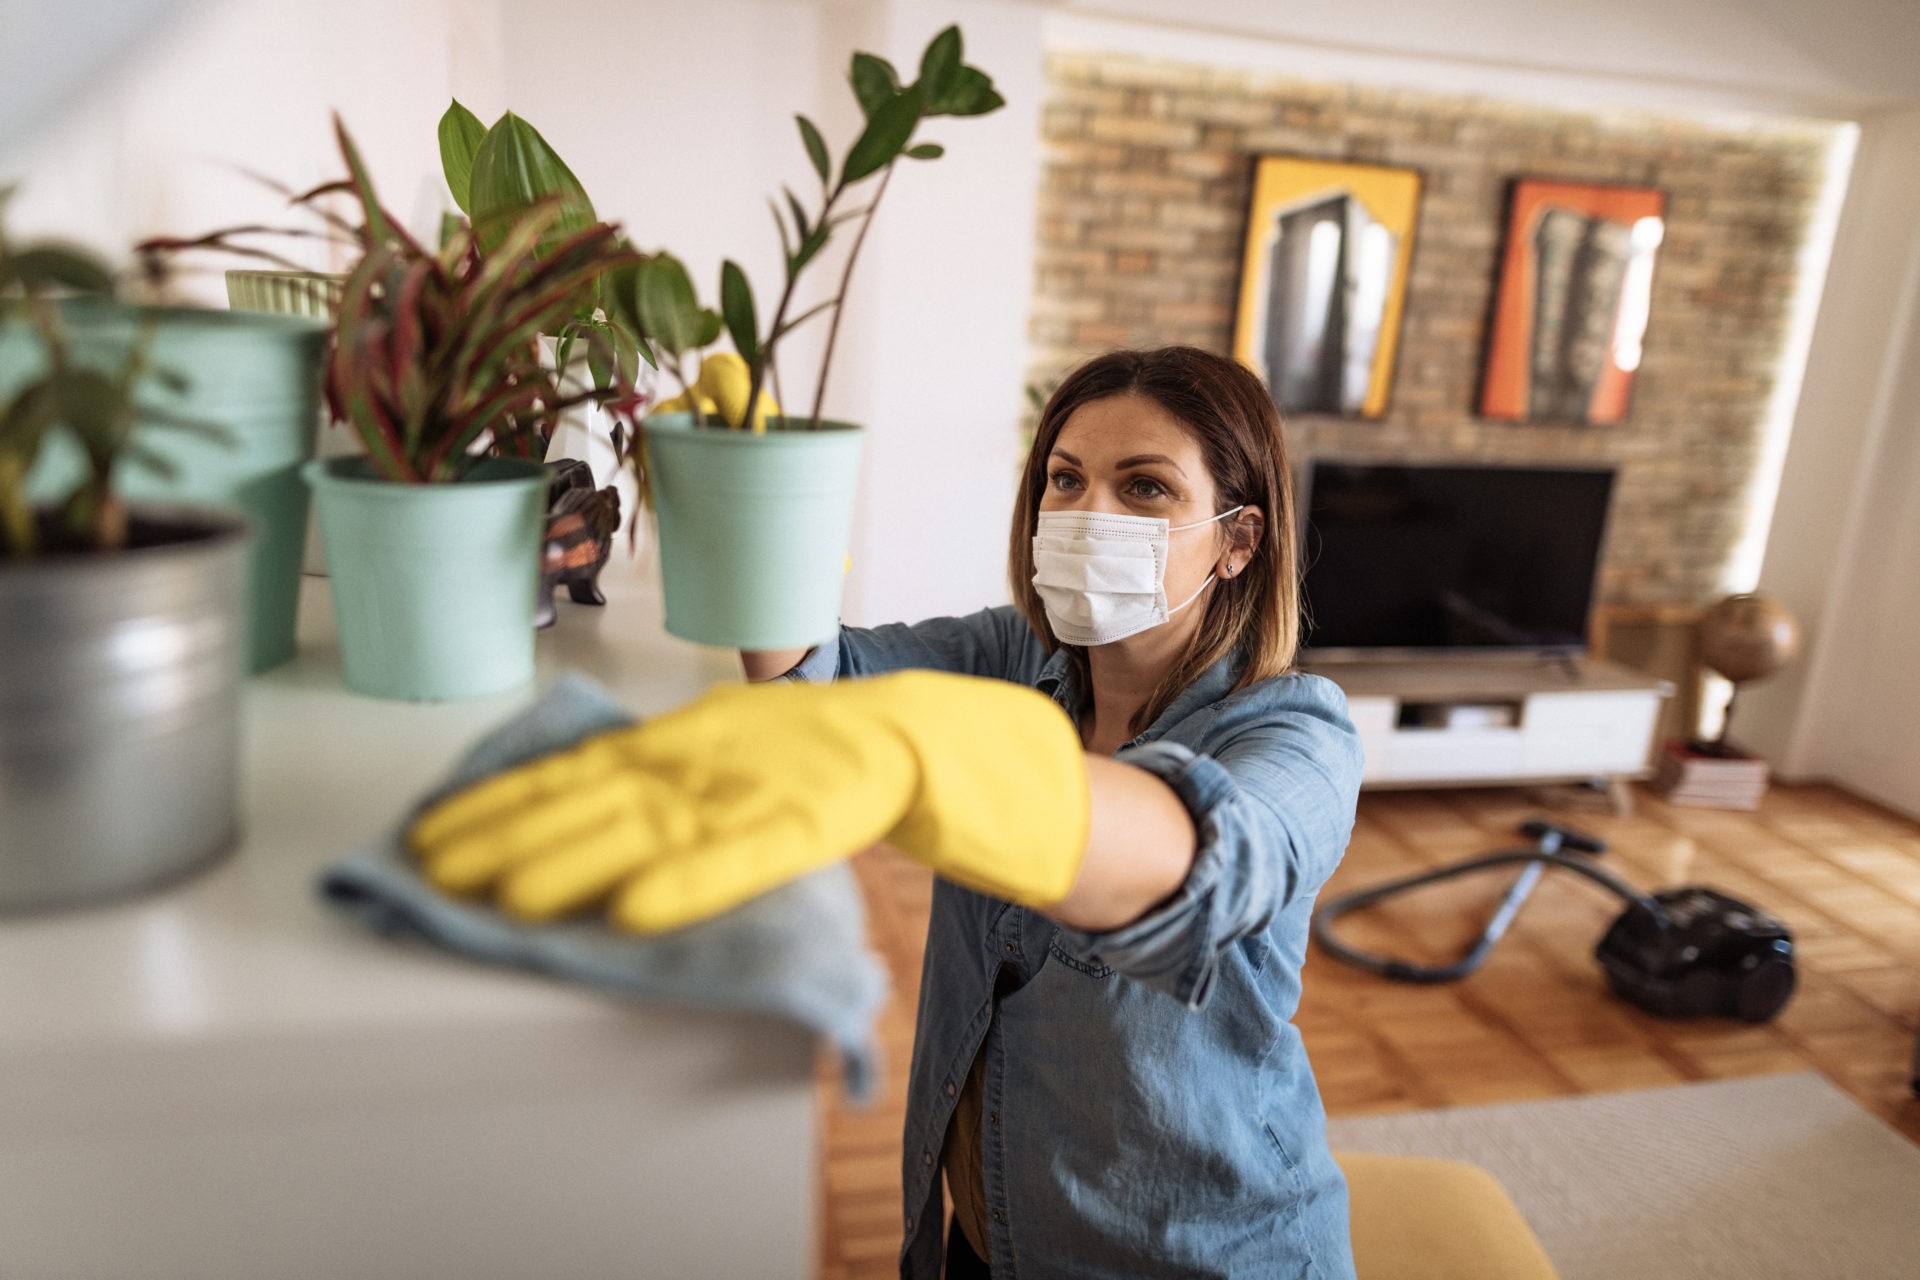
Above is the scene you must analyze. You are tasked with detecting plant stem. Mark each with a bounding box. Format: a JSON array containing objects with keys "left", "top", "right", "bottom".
[
  {"left": 807, "top": 162, "right": 895, "bottom": 432},
  {"left": 670, "top": 353, "right": 703, "bottom": 427},
  {"left": 746, "top": 184, "right": 844, "bottom": 433}
]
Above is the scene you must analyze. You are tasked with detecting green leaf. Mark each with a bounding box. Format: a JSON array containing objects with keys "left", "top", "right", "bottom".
[
  {"left": 2, "top": 245, "right": 116, "bottom": 294},
  {"left": 849, "top": 52, "right": 901, "bottom": 119},
  {"left": 334, "top": 115, "right": 393, "bottom": 247},
  {"left": 55, "top": 368, "right": 131, "bottom": 462},
  {"left": 904, "top": 142, "right": 944, "bottom": 160},
  {"left": 692, "top": 310, "right": 722, "bottom": 349},
  {"left": 468, "top": 112, "right": 596, "bottom": 252},
  {"left": 149, "top": 365, "right": 190, "bottom": 395},
  {"left": 0, "top": 379, "right": 59, "bottom": 466},
  {"left": 796, "top": 115, "right": 830, "bottom": 185},
  {"left": 586, "top": 335, "right": 614, "bottom": 391},
  {"left": 917, "top": 27, "right": 962, "bottom": 105},
  {"left": 768, "top": 198, "right": 795, "bottom": 270},
  {"left": 791, "top": 221, "right": 832, "bottom": 272},
  {"left": 602, "top": 256, "right": 645, "bottom": 333},
  {"left": 783, "top": 186, "right": 812, "bottom": 242},
  {"left": 935, "top": 66, "right": 1004, "bottom": 118},
  {"left": 437, "top": 99, "right": 487, "bottom": 215},
  {"left": 720, "top": 259, "right": 758, "bottom": 366},
  {"left": 635, "top": 254, "right": 702, "bottom": 356},
  {"left": 921, "top": 65, "right": 1004, "bottom": 118},
  {"left": 122, "top": 442, "right": 180, "bottom": 481},
  {"left": 842, "top": 85, "right": 924, "bottom": 185}
]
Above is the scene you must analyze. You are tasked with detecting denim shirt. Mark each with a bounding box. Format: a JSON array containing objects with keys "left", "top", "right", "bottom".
[{"left": 788, "top": 606, "right": 1364, "bottom": 1279}]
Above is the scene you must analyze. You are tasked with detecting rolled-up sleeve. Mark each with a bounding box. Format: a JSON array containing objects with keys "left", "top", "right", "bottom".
[
  {"left": 781, "top": 634, "right": 843, "bottom": 684},
  {"left": 783, "top": 607, "right": 1034, "bottom": 685},
  {"left": 1050, "top": 674, "right": 1363, "bottom": 1009}
]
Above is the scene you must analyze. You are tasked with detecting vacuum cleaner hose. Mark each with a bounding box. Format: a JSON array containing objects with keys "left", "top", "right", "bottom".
[{"left": 1311, "top": 847, "right": 1667, "bottom": 984}]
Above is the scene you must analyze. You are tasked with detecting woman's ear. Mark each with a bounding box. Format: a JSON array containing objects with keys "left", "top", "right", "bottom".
[
  {"left": 1236, "top": 505, "right": 1266, "bottom": 549},
  {"left": 1218, "top": 505, "right": 1265, "bottom": 577}
]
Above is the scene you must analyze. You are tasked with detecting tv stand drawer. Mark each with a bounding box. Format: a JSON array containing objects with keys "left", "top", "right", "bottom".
[{"left": 1389, "top": 727, "right": 1524, "bottom": 779}]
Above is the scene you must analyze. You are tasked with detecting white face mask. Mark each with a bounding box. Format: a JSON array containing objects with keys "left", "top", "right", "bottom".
[{"left": 1031, "top": 505, "right": 1244, "bottom": 646}]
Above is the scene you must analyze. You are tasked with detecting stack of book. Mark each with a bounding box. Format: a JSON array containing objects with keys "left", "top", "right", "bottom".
[{"left": 1650, "top": 739, "right": 1770, "bottom": 809}]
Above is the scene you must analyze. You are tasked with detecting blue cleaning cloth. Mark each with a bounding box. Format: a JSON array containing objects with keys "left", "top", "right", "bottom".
[{"left": 318, "top": 672, "right": 890, "bottom": 1101}]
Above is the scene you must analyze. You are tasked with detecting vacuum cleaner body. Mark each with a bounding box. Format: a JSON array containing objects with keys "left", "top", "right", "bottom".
[
  {"left": 1595, "top": 887, "right": 1796, "bottom": 1022},
  {"left": 1313, "top": 820, "right": 1798, "bottom": 1024}
]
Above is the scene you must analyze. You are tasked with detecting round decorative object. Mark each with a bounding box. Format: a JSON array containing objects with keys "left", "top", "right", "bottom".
[{"left": 1699, "top": 593, "right": 1801, "bottom": 684}]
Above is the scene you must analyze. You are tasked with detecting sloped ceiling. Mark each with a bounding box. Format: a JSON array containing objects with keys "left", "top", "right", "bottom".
[{"left": 1063, "top": 0, "right": 1920, "bottom": 112}]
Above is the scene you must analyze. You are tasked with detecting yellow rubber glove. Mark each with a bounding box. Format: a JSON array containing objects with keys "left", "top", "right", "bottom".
[
  {"left": 407, "top": 671, "right": 1091, "bottom": 934},
  {"left": 647, "top": 353, "right": 780, "bottom": 431},
  {"left": 647, "top": 390, "right": 717, "bottom": 418},
  {"left": 698, "top": 351, "right": 780, "bottom": 432}
]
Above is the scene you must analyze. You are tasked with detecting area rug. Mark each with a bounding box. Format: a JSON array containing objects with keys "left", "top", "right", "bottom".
[{"left": 1324, "top": 1072, "right": 1920, "bottom": 1280}]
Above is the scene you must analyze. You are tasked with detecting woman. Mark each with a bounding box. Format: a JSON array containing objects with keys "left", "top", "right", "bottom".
[{"left": 411, "top": 346, "right": 1363, "bottom": 1278}]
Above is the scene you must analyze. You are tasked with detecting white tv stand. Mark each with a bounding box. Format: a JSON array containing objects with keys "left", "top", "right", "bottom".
[{"left": 1305, "top": 654, "right": 1673, "bottom": 812}]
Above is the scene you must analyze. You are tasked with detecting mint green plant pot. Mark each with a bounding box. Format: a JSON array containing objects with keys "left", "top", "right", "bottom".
[
  {"left": 1, "top": 302, "right": 328, "bottom": 673},
  {"left": 643, "top": 413, "right": 865, "bottom": 649},
  {"left": 305, "top": 456, "right": 546, "bottom": 702}
]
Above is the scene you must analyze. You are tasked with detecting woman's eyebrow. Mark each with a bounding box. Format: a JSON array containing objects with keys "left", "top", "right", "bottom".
[
  {"left": 1049, "top": 447, "right": 1188, "bottom": 478},
  {"left": 1115, "top": 453, "right": 1186, "bottom": 477}
]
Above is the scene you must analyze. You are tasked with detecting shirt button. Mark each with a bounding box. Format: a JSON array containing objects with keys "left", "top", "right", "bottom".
[
  {"left": 923, "top": 1150, "right": 934, "bottom": 1166},
  {"left": 989, "top": 1111, "right": 1000, "bottom": 1126},
  {"left": 1003, "top": 941, "right": 1018, "bottom": 955},
  {"left": 993, "top": 1209, "right": 1006, "bottom": 1224},
  {"left": 905, "top": 1216, "right": 914, "bottom": 1232},
  {"left": 946, "top": 1080, "right": 956, "bottom": 1097}
]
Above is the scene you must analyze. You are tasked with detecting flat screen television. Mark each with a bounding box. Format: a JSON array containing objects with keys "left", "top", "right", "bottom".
[{"left": 1297, "top": 460, "right": 1616, "bottom": 658}]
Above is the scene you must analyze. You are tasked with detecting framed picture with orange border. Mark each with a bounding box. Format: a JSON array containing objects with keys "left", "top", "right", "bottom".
[
  {"left": 1230, "top": 153, "right": 1424, "bottom": 420},
  {"left": 1478, "top": 177, "right": 1669, "bottom": 426}
]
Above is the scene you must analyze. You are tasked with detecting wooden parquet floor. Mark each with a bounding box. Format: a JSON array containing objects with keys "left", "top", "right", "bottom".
[{"left": 815, "top": 781, "right": 1920, "bottom": 1279}]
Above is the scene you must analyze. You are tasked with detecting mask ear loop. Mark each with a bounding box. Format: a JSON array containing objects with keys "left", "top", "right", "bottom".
[
  {"left": 1168, "top": 503, "right": 1244, "bottom": 533},
  {"left": 1166, "top": 504, "right": 1246, "bottom": 616},
  {"left": 1165, "top": 572, "right": 1216, "bottom": 618}
]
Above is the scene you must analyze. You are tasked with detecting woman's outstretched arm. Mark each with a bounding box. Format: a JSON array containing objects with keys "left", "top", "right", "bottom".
[{"left": 1044, "top": 756, "right": 1197, "bottom": 933}]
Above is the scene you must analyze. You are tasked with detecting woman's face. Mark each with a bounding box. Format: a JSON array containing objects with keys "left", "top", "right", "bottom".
[{"left": 1042, "top": 393, "right": 1236, "bottom": 610}]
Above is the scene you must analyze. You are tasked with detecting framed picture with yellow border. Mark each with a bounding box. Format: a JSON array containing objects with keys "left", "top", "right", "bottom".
[{"left": 1231, "top": 153, "right": 1424, "bottom": 419}]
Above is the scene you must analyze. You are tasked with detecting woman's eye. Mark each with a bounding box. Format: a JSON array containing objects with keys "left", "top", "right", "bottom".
[
  {"left": 1129, "top": 477, "right": 1167, "bottom": 499},
  {"left": 1049, "top": 470, "right": 1081, "bottom": 491}
]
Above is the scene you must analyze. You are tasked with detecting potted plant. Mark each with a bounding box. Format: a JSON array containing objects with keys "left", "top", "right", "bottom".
[
  {"left": 435, "top": 103, "right": 651, "bottom": 534},
  {"left": 300, "top": 117, "right": 644, "bottom": 701},
  {"left": 0, "top": 214, "right": 330, "bottom": 674},
  {"left": 223, "top": 266, "right": 355, "bottom": 579},
  {"left": 627, "top": 26, "right": 1003, "bottom": 648},
  {"left": 0, "top": 197, "right": 252, "bottom": 912}
]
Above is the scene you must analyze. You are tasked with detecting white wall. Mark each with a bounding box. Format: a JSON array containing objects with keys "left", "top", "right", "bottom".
[
  {"left": 841, "top": 0, "right": 1045, "bottom": 625},
  {"left": 0, "top": 0, "right": 465, "bottom": 289},
  {"left": 1740, "top": 106, "right": 1920, "bottom": 817}
]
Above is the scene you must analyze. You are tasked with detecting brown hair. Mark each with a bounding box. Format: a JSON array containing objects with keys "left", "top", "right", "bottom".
[{"left": 1009, "top": 346, "right": 1302, "bottom": 737}]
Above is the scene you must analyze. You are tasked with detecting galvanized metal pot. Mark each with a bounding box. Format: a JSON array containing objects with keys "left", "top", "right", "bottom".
[
  {"left": 0, "top": 508, "right": 250, "bottom": 913},
  {"left": 0, "top": 301, "right": 328, "bottom": 674}
]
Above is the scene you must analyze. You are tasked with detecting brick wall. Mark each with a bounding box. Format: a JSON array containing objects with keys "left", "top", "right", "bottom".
[{"left": 1028, "top": 52, "right": 1837, "bottom": 608}]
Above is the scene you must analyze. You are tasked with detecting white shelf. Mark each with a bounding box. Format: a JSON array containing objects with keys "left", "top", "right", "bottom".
[{"left": 0, "top": 556, "right": 816, "bottom": 1280}]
